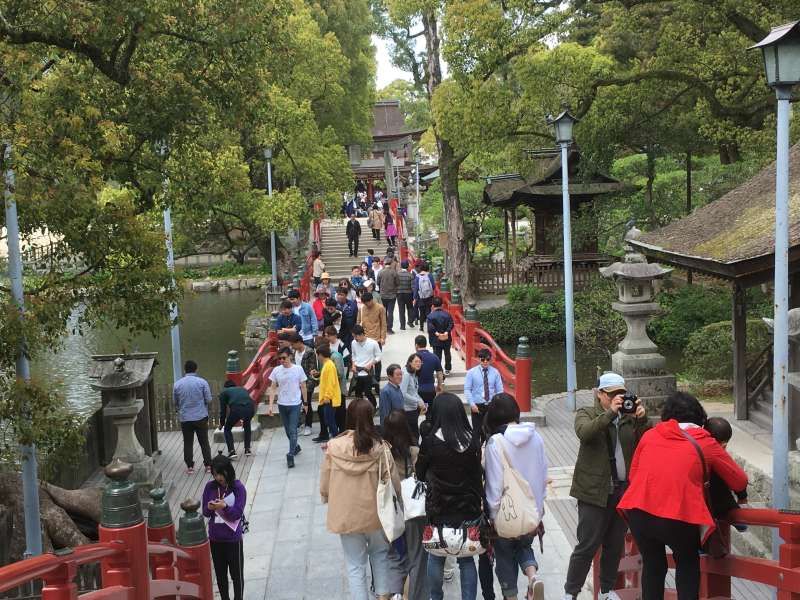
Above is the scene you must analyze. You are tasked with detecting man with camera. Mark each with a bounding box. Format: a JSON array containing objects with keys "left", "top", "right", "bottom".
[{"left": 562, "top": 372, "right": 649, "bottom": 600}]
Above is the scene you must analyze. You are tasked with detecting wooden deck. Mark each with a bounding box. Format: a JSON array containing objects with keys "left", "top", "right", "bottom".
[{"left": 538, "top": 391, "right": 774, "bottom": 600}]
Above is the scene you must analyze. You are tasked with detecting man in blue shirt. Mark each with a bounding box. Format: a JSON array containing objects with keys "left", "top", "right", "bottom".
[
  {"left": 426, "top": 296, "right": 454, "bottom": 375},
  {"left": 464, "top": 348, "right": 504, "bottom": 441},
  {"left": 173, "top": 359, "right": 213, "bottom": 474},
  {"left": 335, "top": 288, "right": 359, "bottom": 349},
  {"left": 288, "top": 289, "right": 318, "bottom": 347},
  {"left": 274, "top": 300, "right": 302, "bottom": 335},
  {"left": 379, "top": 364, "right": 405, "bottom": 427},
  {"left": 414, "top": 335, "right": 443, "bottom": 409}
]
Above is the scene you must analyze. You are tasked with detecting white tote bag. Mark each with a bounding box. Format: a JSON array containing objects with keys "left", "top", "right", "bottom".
[
  {"left": 492, "top": 435, "right": 541, "bottom": 539},
  {"left": 376, "top": 444, "right": 406, "bottom": 541},
  {"left": 401, "top": 476, "right": 426, "bottom": 520}
]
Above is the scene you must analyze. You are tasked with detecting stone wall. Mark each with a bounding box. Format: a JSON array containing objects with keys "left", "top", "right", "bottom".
[
  {"left": 244, "top": 314, "right": 271, "bottom": 349},
  {"left": 189, "top": 276, "right": 267, "bottom": 293}
]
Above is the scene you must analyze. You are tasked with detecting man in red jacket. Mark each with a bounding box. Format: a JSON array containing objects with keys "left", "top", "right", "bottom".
[{"left": 562, "top": 372, "right": 649, "bottom": 600}]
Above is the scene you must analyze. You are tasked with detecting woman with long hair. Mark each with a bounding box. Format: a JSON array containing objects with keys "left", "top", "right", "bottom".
[
  {"left": 320, "top": 398, "right": 399, "bottom": 600},
  {"left": 400, "top": 353, "right": 426, "bottom": 443},
  {"left": 416, "top": 393, "right": 483, "bottom": 600},
  {"left": 382, "top": 410, "right": 429, "bottom": 600},
  {"left": 617, "top": 392, "right": 748, "bottom": 599},
  {"left": 484, "top": 394, "right": 547, "bottom": 600}
]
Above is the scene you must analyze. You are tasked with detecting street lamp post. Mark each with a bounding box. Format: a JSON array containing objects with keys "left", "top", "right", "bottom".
[
  {"left": 415, "top": 151, "right": 421, "bottom": 236},
  {"left": 264, "top": 147, "right": 277, "bottom": 290},
  {"left": 3, "top": 142, "right": 44, "bottom": 557},
  {"left": 750, "top": 20, "right": 800, "bottom": 557},
  {"left": 155, "top": 140, "right": 183, "bottom": 385},
  {"left": 547, "top": 108, "right": 579, "bottom": 412}
]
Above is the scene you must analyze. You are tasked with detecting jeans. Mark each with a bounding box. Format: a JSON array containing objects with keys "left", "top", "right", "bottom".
[
  {"left": 383, "top": 297, "right": 396, "bottom": 331},
  {"left": 210, "top": 540, "right": 244, "bottom": 600},
  {"left": 278, "top": 404, "right": 301, "bottom": 457},
  {"left": 627, "top": 509, "right": 701, "bottom": 600},
  {"left": 223, "top": 403, "right": 255, "bottom": 453},
  {"left": 340, "top": 529, "right": 391, "bottom": 599},
  {"left": 564, "top": 495, "right": 628, "bottom": 597},
  {"left": 396, "top": 292, "right": 414, "bottom": 328},
  {"left": 428, "top": 554, "right": 477, "bottom": 600},
  {"left": 181, "top": 417, "right": 212, "bottom": 468},
  {"left": 433, "top": 343, "right": 452, "bottom": 372},
  {"left": 493, "top": 536, "right": 537, "bottom": 598},
  {"left": 321, "top": 403, "right": 339, "bottom": 437},
  {"left": 348, "top": 236, "right": 359, "bottom": 256}
]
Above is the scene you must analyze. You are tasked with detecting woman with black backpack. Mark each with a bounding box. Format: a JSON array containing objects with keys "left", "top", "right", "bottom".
[{"left": 416, "top": 393, "right": 484, "bottom": 600}]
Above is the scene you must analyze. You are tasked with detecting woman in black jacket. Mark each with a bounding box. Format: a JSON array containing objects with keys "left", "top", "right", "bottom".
[{"left": 416, "top": 393, "right": 483, "bottom": 600}]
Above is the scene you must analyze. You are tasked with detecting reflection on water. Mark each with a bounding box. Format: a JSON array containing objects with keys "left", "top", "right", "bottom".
[
  {"left": 34, "top": 290, "right": 262, "bottom": 418},
  {"left": 502, "top": 342, "right": 683, "bottom": 397}
]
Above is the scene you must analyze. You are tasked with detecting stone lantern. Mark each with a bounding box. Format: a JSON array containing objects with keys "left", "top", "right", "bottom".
[
  {"left": 599, "top": 228, "right": 676, "bottom": 411},
  {"left": 92, "top": 357, "right": 163, "bottom": 502}
]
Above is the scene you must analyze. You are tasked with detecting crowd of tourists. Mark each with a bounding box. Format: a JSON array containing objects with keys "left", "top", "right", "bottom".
[{"left": 174, "top": 259, "right": 752, "bottom": 600}]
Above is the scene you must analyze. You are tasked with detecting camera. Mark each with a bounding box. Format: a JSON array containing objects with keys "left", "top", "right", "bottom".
[{"left": 620, "top": 392, "right": 638, "bottom": 414}]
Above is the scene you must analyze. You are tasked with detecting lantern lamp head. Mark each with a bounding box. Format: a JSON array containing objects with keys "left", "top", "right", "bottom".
[
  {"left": 750, "top": 20, "right": 800, "bottom": 88},
  {"left": 546, "top": 107, "right": 579, "bottom": 145},
  {"left": 153, "top": 139, "right": 169, "bottom": 158},
  {"left": 263, "top": 146, "right": 273, "bottom": 160}
]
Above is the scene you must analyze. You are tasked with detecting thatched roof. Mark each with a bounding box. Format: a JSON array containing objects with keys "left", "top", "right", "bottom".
[
  {"left": 630, "top": 143, "right": 800, "bottom": 283},
  {"left": 372, "top": 100, "right": 426, "bottom": 141}
]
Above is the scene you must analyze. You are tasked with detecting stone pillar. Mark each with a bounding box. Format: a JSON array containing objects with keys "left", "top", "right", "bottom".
[
  {"left": 600, "top": 229, "right": 676, "bottom": 412},
  {"left": 92, "top": 358, "right": 163, "bottom": 502}
]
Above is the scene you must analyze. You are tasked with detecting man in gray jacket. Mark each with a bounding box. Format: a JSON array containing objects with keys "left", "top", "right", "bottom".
[
  {"left": 377, "top": 257, "right": 399, "bottom": 334},
  {"left": 396, "top": 259, "right": 415, "bottom": 330}
]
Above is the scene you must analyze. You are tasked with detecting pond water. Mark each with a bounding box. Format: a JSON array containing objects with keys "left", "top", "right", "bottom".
[
  {"left": 34, "top": 289, "right": 262, "bottom": 418},
  {"left": 501, "top": 342, "right": 684, "bottom": 397}
]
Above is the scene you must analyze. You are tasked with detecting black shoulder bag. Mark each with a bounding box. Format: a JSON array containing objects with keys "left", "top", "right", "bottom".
[{"left": 678, "top": 428, "right": 729, "bottom": 558}]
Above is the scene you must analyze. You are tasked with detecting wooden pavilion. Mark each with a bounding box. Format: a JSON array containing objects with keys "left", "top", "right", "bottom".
[
  {"left": 481, "top": 148, "right": 627, "bottom": 292},
  {"left": 629, "top": 142, "right": 800, "bottom": 435}
]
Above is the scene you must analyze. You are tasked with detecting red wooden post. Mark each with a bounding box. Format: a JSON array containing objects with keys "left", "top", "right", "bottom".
[
  {"left": 367, "top": 179, "right": 373, "bottom": 202},
  {"left": 225, "top": 350, "right": 243, "bottom": 386},
  {"left": 514, "top": 337, "right": 532, "bottom": 412},
  {"left": 98, "top": 461, "right": 150, "bottom": 600},
  {"left": 778, "top": 521, "right": 800, "bottom": 600},
  {"left": 41, "top": 563, "right": 77, "bottom": 600},
  {"left": 177, "top": 499, "right": 214, "bottom": 600},
  {"left": 449, "top": 288, "right": 464, "bottom": 354},
  {"left": 148, "top": 488, "right": 177, "bottom": 586},
  {"left": 464, "top": 302, "right": 479, "bottom": 369}
]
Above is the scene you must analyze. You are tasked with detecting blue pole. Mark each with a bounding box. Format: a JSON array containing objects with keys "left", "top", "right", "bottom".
[
  {"left": 3, "top": 142, "right": 44, "bottom": 556},
  {"left": 163, "top": 202, "right": 183, "bottom": 385},
  {"left": 771, "top": 85, "right": 792, "bottom": 559},
  {"left": 268, "top": 158, "right": 277, "bottom": 290},
  {"left": 561, "top": 142, "right": 577, "bottom": 411}
]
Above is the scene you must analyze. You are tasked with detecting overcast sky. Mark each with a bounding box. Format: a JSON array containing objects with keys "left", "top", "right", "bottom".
[{"left": 373, "top": 36, "right": 410, "bottom": 90}]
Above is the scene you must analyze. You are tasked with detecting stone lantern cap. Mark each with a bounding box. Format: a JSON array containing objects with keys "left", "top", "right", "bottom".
[
  {"left": 600, "top": 226, "right": 672, "bottom": 281},
  {"left": 91, "top": 356, "right": 147, "bottom": 391},
  {"left": 764, "top": 307, "right": 800, "bottom": 345}
]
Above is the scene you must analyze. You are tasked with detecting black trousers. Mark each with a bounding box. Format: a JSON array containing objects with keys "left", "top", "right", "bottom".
[
  {"left": 372, "top": 228, "right": 381, "bottom": 240},
  {"left": 181, "top": 417, "right": 212, "bottom": 468},
  {"left": 396, "top": 292, "right": 414, "bottom": 328},
  {"left": 405, "top": 409, "right": 420, "bottom": 445},
  {"left": 303, "top": 384, "right": 317, "bottom": 428},
  {"left": 210, "top": 539, "right": 244, "bottom": 600},
  {"left": 348, "top": 235, "right": 359, "bottom": 256},
  {"left": 335, "top": 402, "right": 347, "bottom": 433},
  {"left": 383, "top": 297, "right": 396, "bottom": 331},
  {"left": 417, "top": 299, "right": 432, "bottom": 330},
  {"left": 471, "top": 405, "right": 489, "bottom": 443},
  {"left": 223, "top": 403, "right": 255, "bottom": 453},
  {"left": 564, "top": 494, "right": 628, "bottom": 597},
  {"left": 627, "top": 509, "right": 701, "bottom": 600},
  {"left": 433, "top": 343, "right": 452, "bottom": 372},
  {"left": 354, "top": 372, "right": 376, "bottom": 406},
  {"left": 479, "top": 551, "right": 495, "bottom": 600}
]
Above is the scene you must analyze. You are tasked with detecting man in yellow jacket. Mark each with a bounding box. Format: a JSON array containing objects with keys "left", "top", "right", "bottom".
[{"left": 316, "top": 344, "right": 342, "bottom": 438}]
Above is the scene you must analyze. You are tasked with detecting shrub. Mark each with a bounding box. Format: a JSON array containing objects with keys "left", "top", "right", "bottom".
[
  {"left": 208, "top": 262, "right": 269, "bottom": 278},
  {"left": 479, "top": 301, "right": 564, "bottom": 345},
  {"left": 507, "top": 284, "right": 545, "bottom": 306},
  {"left": 682, "top": 319, "right": 771, "bottom": 382},
  {"left": 649, "top": 284, "right": 732, "bottom": 348},
  {"left": 574, "top": 278, "right": 626, "bottom": 351}
]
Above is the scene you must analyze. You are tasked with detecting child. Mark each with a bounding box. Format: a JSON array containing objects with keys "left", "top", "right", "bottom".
[
  {"left": 350, "top": 265, "right": 363, "bottom": 289},
  {"left": 705, "top": 416, "right": 748, "bottom": 525},
  {"left": 202, "top": 453, "right": 247, "bottom": 600}
]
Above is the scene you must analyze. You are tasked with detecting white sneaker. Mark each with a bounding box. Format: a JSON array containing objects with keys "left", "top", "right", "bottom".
[
  {"left": 598, "top": 592, "right": 622, "bottom": 600},
  {"left": 302, "top": 426, "right": 312, "bottom": 436}
]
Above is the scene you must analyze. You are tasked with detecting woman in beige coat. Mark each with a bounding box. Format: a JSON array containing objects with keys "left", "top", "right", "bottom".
[
  {"left": 320, "top": 398, "right": 399, "bottom": 600},
  {"left": 369, "top": 206, "right": 385, "bottom": 241}
]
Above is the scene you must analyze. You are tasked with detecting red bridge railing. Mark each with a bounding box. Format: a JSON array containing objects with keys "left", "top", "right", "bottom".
[
  {"left": 594, "top": 507, "right": 800, "bottom": 599},
  {"left": 0, "top": 463, "right": 213, "bottom": 600},
  {"left": 433, "top": 279, "right": 532, "bottom": 412}
]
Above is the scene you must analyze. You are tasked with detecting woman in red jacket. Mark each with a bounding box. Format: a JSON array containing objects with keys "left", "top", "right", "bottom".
[{"left": 617, "top": 392, "right": 748, "bottom": 600}]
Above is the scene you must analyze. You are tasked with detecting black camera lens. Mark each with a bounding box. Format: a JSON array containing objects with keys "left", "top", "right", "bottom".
[{"left": 620, "top": 392, "right": 638, "bottom": 414}]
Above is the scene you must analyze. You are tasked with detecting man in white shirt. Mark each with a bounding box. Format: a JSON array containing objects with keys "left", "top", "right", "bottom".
[
  {"left": 350, "top": 324, "right": 381, "bottom": 407},
  {"left": 267, "top": 347, "right": 308, "bottom": 468}
]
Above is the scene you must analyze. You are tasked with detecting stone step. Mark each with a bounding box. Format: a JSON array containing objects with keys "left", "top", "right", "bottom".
[{"left": 211, "top": 421, "right": 263, "bottom": 443}]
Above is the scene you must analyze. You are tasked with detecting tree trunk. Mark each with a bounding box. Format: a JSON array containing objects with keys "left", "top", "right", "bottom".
[
  {"left": 686, "top": 150, "right": 693, "bottom": 285},
  {"left": 422, "top": 9, "right": 473, "bottom": 298},
  {"left": 644, "top": 146, "right": 658, "bottom": 227}
]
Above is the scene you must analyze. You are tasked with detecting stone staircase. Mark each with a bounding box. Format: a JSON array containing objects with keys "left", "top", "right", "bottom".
[{"left": 319, "top": 218, "right": 391, "bottom": 281}]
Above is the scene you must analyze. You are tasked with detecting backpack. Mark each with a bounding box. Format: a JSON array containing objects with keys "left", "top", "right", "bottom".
[
  {"left": 417, "top": 274, "right": 433, "bottom": 299},
  {"left": 491, "top": 435, "right": 541, "bottom": 539}
]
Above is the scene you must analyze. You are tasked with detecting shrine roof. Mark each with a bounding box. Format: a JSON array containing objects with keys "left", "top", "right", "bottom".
[
  {"left": 629, "top": 143, "right": 800, "bottom": 284},
  {"left": 372, "top": 100, "right": 427, "bottom": 141}
]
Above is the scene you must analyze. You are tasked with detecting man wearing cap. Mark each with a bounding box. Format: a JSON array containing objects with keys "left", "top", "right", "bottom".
[
  {"left": 562, "top": 372, "right": 649, "bottom": 600},
  {"left": 287, "top": 289, "right": 318, "bottom": 348}
]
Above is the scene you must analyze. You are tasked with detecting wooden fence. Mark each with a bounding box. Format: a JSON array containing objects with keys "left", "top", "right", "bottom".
[
  {"left": 152, "top": 380, "right": 225, "bottom": 432},
  {"left": 471, "top": 256, "right": 608, "bottom": 294}
]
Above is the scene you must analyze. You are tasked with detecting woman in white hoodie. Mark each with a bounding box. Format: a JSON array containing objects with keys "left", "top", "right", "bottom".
[{"left": 484, "top": 393, "right": 548, "bottom": 600}]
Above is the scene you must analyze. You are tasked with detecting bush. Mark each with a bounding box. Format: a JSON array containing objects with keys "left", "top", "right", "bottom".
[
  {"left": 208, "top": 262, "right": 269, "bottom": 278},
  {"left": 682, "top": 319, "right": 771, "bottom": 382},
  {"left": 507, "top": 284, "right": 545, "bottom": 306},
  {"left": 574, "top": 278, "right": 626, "bottom": 351},
  {"left": 479, "top": 301, "right": 564, "bottom": 345},
  {"left": 649, "top": 284, "right": 732, "bottom": 348}
]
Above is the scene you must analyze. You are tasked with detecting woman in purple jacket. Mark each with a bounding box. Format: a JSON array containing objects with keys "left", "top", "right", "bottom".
[{"left": 202, "top": 453, "right": 247, "bottom": 600}]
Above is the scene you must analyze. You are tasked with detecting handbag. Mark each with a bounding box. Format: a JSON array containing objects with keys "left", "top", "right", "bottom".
[
  {"left": 678, "top": 428, "right": 730, "bottom": 558},
  {"left": 400, "top": 454, "right": 426, "bottom": 521},
  {"left": 376, "top": 443, "right": 406, "bottom": 542},
  {"left": 422, "top": 522, "right": 485, "bottom": 558},
  {"left": 492, "top": 435, "right": 541, "bottom": 539}
]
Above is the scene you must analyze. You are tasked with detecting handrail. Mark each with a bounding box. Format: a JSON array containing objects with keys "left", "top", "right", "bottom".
[
  {"left": 0, "top": 543, "right": 126, "bottom": 593},
  {"left": 474, "top": 327, "right": 515, "bottom": 370}
]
